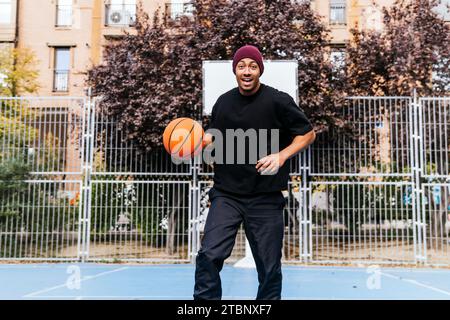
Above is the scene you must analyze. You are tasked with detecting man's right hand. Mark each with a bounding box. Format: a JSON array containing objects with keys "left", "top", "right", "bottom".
[{"left": 202, "top": 133, "right": 213, "bottom": 148}]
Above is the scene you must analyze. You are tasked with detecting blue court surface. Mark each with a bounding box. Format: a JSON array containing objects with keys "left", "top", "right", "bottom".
[{"left": 1, "top": 263, "right": 450, "bottom": 300}]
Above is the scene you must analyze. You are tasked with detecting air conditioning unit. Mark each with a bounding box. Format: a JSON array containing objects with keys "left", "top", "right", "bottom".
[{"left": 108, "top": 10, "right": 125, "bottom": 25}]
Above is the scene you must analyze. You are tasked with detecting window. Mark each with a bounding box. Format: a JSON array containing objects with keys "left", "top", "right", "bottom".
[
  {"left": 53, "top": 47, "right": 70, "bottom": 92},
  {"left": 167, "top": 0, "right": 194, "bottom": 20},
  {"left": 105, "top": 0, "right": 136, "bottom": 26},
  {"left": 330, "top": 49, "right": 345, "bottom": 66},
  {"left": 432, "top": 55, "right": 450, "bottom": 92},
  {"left": 330, "top": 48, "right": 346, "bottom": 71},
  {"left": 0, "top": 0, "right": 12, "bottom": 24},
  {"left": 330, "top": 0, "right": 346, "bottom": 25},
  {"left": 56, "top": 0, "right": 72, "bottom": 27},
  {"left": 433, "top": 0, "right": 450, "bottom": 21}
]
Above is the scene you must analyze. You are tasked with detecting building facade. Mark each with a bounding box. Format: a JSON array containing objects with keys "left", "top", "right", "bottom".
[
  {"left": 0, "top": 0, "right": 167, "bottom": 96},
  {"left": 0, "top": 0, "right": 448, "bottom": 96}
]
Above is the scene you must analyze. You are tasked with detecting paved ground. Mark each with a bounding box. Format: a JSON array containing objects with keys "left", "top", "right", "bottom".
[{"left": 0, "top": 264, "right": 450, "bottom": 300}]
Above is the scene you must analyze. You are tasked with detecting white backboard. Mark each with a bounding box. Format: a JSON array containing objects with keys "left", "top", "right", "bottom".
[{"left": 202, "top": 60, "right": 298, "bottom": 115}]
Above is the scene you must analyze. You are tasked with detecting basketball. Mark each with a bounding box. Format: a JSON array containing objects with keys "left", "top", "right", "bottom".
[{"left": 163, "top": 117, "right": 204, "bottom": 159}]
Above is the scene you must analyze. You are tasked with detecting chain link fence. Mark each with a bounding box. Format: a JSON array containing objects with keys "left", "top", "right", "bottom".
[{"left": 0, "top": 95, "right": 448, "bottom": 266}]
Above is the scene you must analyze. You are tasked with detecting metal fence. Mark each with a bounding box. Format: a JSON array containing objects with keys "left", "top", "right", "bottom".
[
  {"left": 0, "top": 97, "right": 85, "bottom": 261},
  {"left": 0, "top": 95, "right": 448, "bottom": 266},
  {"left": 85, "top": 180, "right": 191, "bottom": 262}
]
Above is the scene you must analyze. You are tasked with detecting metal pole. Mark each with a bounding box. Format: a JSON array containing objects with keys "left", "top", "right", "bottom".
[
  {"left": 190, "top": 155, "right": 199, "bottom": 264},
  {"left": 80, "top": 91, "right": 94, "bottom": 262},
  {"left": 411, "top": 89, "right": 426, "bottom": 264}
]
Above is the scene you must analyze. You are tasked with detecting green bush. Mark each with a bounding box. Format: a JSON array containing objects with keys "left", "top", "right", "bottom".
[{"left": 0, "top": 157, "right": 31, "bottom": 221}]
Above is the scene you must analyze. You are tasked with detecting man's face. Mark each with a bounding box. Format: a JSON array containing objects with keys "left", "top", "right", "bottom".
[{"left": 235, "top": 58, "right": 261, "bottom": 93}]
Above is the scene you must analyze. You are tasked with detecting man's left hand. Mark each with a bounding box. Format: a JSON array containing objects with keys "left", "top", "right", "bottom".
[{"left": 256, "top": 153, "right": 286, "bottom": 175}]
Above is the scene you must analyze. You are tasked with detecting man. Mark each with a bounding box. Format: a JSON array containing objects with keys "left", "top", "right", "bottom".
[{"left": 194, "top": 45, "right": 315, "bottom": 300}]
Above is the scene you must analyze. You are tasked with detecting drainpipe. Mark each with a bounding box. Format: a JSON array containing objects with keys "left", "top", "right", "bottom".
[
  {"left": 14, "top": 0, "right": 20, "bottom": 48},
  {"left": 11, "top": 0, "right": 20, "bottom": 96}
]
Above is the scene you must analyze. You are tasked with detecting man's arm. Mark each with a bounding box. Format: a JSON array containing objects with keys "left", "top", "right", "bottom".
[
  {"left": 256, "top": 129, "right": 316, "bottom": 175},
  {"left": 279, "top": 129, "right": 316, "bottom": 163}
]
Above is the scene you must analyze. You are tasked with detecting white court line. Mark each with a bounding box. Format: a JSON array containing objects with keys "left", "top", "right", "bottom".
[
  {"left": 283, "top": 267, "right": 450, "bottom": 275},
  {"left": 22, "top": 267, "right": 129, "bottom": 298},
  {"left": 380, "top": 271, "right": 450, "bottom": 297},
  {"left": 25, "top": 295, "right": 257, "bottom": 300}
]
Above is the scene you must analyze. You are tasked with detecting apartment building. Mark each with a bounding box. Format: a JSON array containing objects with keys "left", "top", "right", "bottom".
[
  {"left": 0, "top": 0, "right": 448, "bottom": 96},
  {"left": 0, "top": 0, "right": 163, "bottom": 96}
]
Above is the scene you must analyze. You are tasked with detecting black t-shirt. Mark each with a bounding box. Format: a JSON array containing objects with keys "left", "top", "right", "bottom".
[{"left": 207, "top": 83, "right": 313, "bottom": 195}]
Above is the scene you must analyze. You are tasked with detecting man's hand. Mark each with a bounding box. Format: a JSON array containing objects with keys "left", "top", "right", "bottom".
[
  {"left": 202, "top": 133, "right": 213, "bottom": 148},
  {"left": 255, "top": 130, "right": 316, "bottom": 175},
  {"left": 256, "top": 153, "right": 286, "bottom": 175}
]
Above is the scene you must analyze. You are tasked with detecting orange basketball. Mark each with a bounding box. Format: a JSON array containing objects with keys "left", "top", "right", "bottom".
[{"left": 163, "top": 118, "right": 204, "bottom": 159}]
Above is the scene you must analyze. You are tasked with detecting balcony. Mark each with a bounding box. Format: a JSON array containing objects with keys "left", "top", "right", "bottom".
[
  {"left": 105, "top": 4, "right": 136, "bottom": 27},
  {"left": 56, "top": 5, "right": 73, "bottom": 27},
  {"left": 53, "top": 70, "right": 69, "bottom": 92}
]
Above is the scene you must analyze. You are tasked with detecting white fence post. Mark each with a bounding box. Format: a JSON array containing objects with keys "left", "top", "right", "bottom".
[
  {"left": 79, "top": 93, "right": 95, "bottom": 262},
  {"left": 410, "top": 91, "right": 427, "bottom": 264}
]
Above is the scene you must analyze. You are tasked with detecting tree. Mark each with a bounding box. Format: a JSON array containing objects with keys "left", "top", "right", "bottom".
[
  {"left": 344, "top": 0, "right": 450, "bottom": 248},
  {"left": 87, "top": 8, "right": 201, "bottom": 154},
  {"left": 346, "top": 0, "right": 450, "bottom": 96},
  {"left": 0, "top": 157, "right": 30, "bottom": 221},
  {"left": 344, "top": 0, "right": 450, "bottom": 176},
  {"left": 0, "top": 47, "right": 40, "bottom": 96},
  {"left": 86, "top": 0, "right": 351, "bottom": 256},
  {"left": 0, "top": 49, "right": 66, "bottom": 254},
  {"left": 87, "top": 0, "right": 347, "bottom": 155}
]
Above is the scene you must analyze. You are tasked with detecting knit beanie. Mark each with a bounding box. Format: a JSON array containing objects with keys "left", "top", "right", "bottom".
[{"left": 232, "top": 45, "right": 264, "bottom": 76}]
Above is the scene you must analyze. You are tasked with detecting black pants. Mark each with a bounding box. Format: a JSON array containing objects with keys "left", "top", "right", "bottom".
[{"left": 193, "top": 187, "right": 286, "bottom": 300}]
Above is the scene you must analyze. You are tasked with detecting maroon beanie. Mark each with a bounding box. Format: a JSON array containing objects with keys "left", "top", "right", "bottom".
[{"left": 232, "top": 45, "right": 264, "bottom": 75}]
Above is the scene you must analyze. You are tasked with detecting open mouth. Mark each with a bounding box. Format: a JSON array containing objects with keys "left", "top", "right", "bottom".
[{"left": 241, "top": 78, "right": 253, "bottom": 84}]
